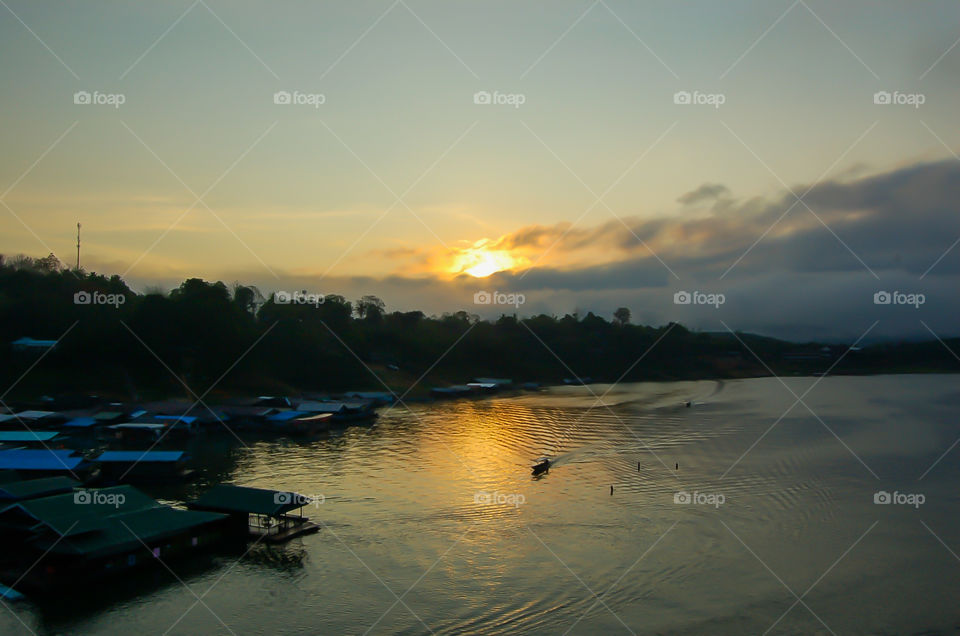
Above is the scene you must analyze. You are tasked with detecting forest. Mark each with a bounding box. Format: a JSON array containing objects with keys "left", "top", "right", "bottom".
[{"left": 1, "top": 254, "right": 956, "bottom": 401}]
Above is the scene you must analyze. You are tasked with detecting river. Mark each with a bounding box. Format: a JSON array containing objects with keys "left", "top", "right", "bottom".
[{"left": 3, "top": 374, "right": 959, "bottom": 635}]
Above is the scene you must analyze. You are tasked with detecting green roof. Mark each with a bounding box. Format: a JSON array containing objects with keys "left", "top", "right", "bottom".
[
  {"left": 31, "top": 507, "right": 226, "bottom": 558},
  {"left": 189, "top": 484, "right": 310, "bottom": 517},
  {"left": 0, "top": 477, "right": 79, "bottom": 501},
  {"left": 0, "top": 485, "right": 160, "bottom": 536}
]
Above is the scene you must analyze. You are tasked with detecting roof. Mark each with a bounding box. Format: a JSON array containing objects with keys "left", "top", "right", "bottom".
[
  {"left": 154, "top": 415, "right": 198, "bottom": 424},
  {"left": 189, "top": 484, "right": 311, "bottom": 516},
  {"left": 0, "top": 414, "right": 17, "bottom": 424},
  {"left": 296, "top": 401, "right": 346, "bottom": 412},
  {"left": 11, "top": 337, "right": 57, "bottom": 347},
  {"left": 474, "top": 377, "right": 513, "bottom": 385},
  {"left": 433, "top": 385, "right": 474, "bottom": 393},
  {"left": 107, "top": 423, "right": 166, "bottom": 430},
  {"left": 14, "top": 411, "right": 56, "bottom": 420},
  {"left": 297, "top": 401, "right": 369, "bottom": 413},
  {"left": 345, "top": 392, "right": 395, "bottom": 401},
  {"left": 4, "top": 486, "right": 225, "bottom": 559},
  {"left": 0, "top": 485, "right": 160, "bottom": 536},
  {"left": 30, "top": 506, "right": 226, "bottom": 558},
  {"left": 0, "top": 477, "right": 79, "bottom": 501},
  {"left": 93, "top": 411, "right": 125, "bottom": 421},
  {"left": 96, "top": 451, "right": 184, "bottom": 463},
  {"left": 0, "top": 583, "right": 23, "bottom": 601},
  {"left": 220, "top": 406, "right": 274, "bottom": 417},
  {"left": 0, "top": 432, "right": 61, "bottom": 443},
  {"left": 63, "top": 416, "right": 97, "bottom": 428},
  {"left": 0, "top": 450, "right": 85, "bottom": 472}
]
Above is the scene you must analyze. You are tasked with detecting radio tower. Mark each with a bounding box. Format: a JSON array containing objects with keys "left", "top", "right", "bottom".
[{"left": 76, "top": 222, "right": 81, "bottom": 270}]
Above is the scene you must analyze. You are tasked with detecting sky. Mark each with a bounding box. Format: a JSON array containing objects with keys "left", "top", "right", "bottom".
[{"left": 1, "top": 1, "right": 958, "bottom": 341}]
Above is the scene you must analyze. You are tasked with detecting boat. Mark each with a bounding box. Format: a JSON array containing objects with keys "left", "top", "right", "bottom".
[
  {"left": 93, "top": 450, "right": 194, "bottom": 484},
  {"left": 531, "top": 458, "right": 550, "bottom": 475},
  {"left": 295, "top": 401, "right": 378, "bottom": 424}
]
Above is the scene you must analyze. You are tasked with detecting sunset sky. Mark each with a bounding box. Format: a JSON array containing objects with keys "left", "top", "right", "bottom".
[{"left": 2, "top": 1, "right": 958, "bottom": 340}]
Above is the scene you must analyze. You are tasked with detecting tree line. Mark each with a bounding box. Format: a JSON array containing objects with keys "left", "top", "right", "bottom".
[{"left": 0, "top": 254, "right": 955, "bottom": 400}]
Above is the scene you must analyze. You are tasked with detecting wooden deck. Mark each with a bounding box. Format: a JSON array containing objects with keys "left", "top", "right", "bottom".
[
  {"left": 263, "top": 520, "right": 320, "bottom": 543},
  {"left": 249, "top": 514, "right": 320, "bottom": 544}
]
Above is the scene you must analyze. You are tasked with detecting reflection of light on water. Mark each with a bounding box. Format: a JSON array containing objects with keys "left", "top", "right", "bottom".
[{"left": 21, "top": 377, "right": 960, "bottom": 635}]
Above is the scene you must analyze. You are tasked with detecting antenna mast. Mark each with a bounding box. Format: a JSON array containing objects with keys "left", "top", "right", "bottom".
[{"left": 76, "top": 222, "right": 81, "bottom": 270}]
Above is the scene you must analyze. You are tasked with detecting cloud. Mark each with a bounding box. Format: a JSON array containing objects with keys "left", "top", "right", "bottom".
[
  {"left": 676, "top": 183, "right": 730, "bottom": 205},
  {"left": 115, "top": 157, "right": 960, "bottom": 340},
  {"left": 474, "top": 157, "right": 960, "bottom": 280}
]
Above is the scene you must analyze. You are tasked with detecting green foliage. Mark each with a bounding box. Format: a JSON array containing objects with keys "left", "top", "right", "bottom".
[{"left": 0, "top": 256, "right": 955, "bottom": 399}]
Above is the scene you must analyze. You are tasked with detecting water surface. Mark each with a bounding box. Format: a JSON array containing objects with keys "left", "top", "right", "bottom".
[{"left": 3, "top": 374, "right": 959, "bottom": 634}]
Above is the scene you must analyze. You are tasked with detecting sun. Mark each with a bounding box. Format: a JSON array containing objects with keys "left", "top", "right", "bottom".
[{"left": 450, "top": 240, "right": 522, "bottom": 278}]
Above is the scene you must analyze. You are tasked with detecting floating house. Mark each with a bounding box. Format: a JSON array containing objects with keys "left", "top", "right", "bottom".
[
  {"left": 342, "top": 391, "right": 396, "bottom": 405},
  {"left": 0, "top": 450, "right": 93, "bottom": 480},
  {"left": 0, "top": 431, "right": 64, "bottom": 448},
  {"left": 61, "top": 416, "right": 98, "bottom": 430},
  {"left": 10, "top": 337, "right": 58, "bottom": 353},
  {"left": 0, "top": 477, "right": 79, "bottom": 502},
  {"left": 11, "top": 411, "right": 62, "bottom": 427},
  {"left": 138, "top": 402, "right": 226, "bottom": 428},
  {"left": 0, "top": 583, "right": 23, "bottom": 601},
  {"left": 254, "top": 396, "right": 293, "bottom": 408},
  {"left": 474, "top": 378, "right": 513, "bottom": 387},
  {"left": 102, "top": 423, "right": 168, "bottom": 444},
  {"left": 0, "top": 485, "right": 227, "bottom": 590},
  {"left": 466, "top": 382, "right": 499, "bottom": 394},
  {"left": 430, "top": 385, "right": 474, "bottom": 399},
  {"left": 93, "top": 411, "right": 127, "bottom": 424},
  {"left": 152, "top": 415, "right": 201, "bottom": 436},
  {"left": 94, "top": 451, "right": 192, "bottom": 483},
  {"left": 219, "top": 406, "right": 276, "bottom": 430},
  {"left": 188, "top": 484, "right": 319, "bottom": 543}
]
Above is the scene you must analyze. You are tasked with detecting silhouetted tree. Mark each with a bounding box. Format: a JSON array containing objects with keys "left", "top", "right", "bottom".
[
  {"left": 355, "top": 295, "right": 385, "bottom": 322},
  {"left": 613, "top": 307, "right": 631, "bottom": 326}
]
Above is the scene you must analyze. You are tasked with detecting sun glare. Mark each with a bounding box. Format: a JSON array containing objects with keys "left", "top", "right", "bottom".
[{"left": 450, "top": 240, "right": 521, "bottom": 278}]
